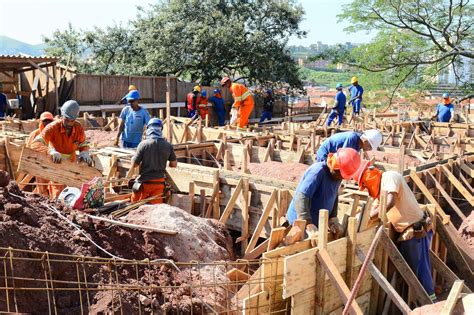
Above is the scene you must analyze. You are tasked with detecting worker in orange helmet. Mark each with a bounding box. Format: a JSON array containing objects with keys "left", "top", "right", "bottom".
[
  {"left": 31, "top": 100, "right": 91, "bottom": 199},
  {"left": 352, "top": 160, "right": 437, "bottom": 302},
  {"left": 220, "top": 77, "right": 254, "bottom": 129},
  {"left": 26, "top": 111, "right": 55, "bottom": 196},
  {"left": 286, "top": 148, "right": 362, "bottom": 244}
]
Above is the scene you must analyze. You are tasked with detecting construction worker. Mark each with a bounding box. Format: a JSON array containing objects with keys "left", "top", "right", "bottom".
[
  {"left": 209, "top": 89, "right": 225, "bottom": 126},
  {"left": 326, "top": 83, "right": 346, "bottom": 127},
  {"left": 316, "top": 129, "right": 382, "bottom": 162},
  {"left": 31, "top": 100, "right": 92, "bottom": 199},
  {"left": 131, "top": 118, "right": 177, "bottom": 204},
  {"left": 352, "top": 161, "right": 437, "bottom": 302},
  {"left": 348, "top": 77, "right": 363, "bottom": 116},
  {"left": 0, "top": 83, "right": 7, "bottom": 119},
  {"left": 118, "top": 85, "right": 138, "bottom": 105},
  {"left": 26, "top": 111, "right": 54, "bottom": 196},
  {"left": 432, "top": 93, "right": 454, "bottom": 123},
  {"left": 186, "top": 86, "right": 201, "bottom": 118},
  {"left": 286, "top": 148, "right": 362, "bottom": 241},
  {"left": 259, "top": 89, "right": 274, "bottom": 124},
  {"left": 198, "top": 90, "right": 210, "bottom": 120},
  {"left": 221, "top": 77, "right": 254, "bottom": 129},
  {"left": 115, "top": 90, "right": 150, "bottom": 149}
]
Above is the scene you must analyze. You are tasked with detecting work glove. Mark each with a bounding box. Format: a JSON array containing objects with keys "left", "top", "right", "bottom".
[
  {"left": 49, "top": 148, "right": 62, "bottom": 163},
  {"left": 328, "top": 217, "right": 344, "bottom": 239},
  {"left": 79, "top": 151, "right": 92, "bottom": 166},
  {"left": 306, "top": 223, "right": 319, "bottom": 247},
  {"left": 230, "top": 107, "right": 238, "bottom": 125}
]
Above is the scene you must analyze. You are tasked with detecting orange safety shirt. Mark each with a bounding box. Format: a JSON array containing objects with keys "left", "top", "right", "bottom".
[
  {"left": 230, "top": 83, "right": 253, "bottom": 108},
  {"left": 31, "top": 120, "right": 89, "bottom": 162}
]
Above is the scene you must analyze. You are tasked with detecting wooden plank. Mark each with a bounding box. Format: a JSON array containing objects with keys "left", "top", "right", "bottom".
[
  {"left": 426, "top": 172, "right": 466, "bottom": 220},
  {"left": 227, "top": 268, "right": 250, "bottom": 282},
  {"left": 283, "top": 247, "right": 318, "bottom": 298},
  {"left": 266, "top": 227, "right": 286, "bottom": 251},
  {"left": 284, "top": 219, "right": 306, "bottom": 246},
  {"left": 242, "top": 290, "right": 269, "bottom": 315},
  {"left": 315, "top": 209, "right": 329, "bottom": 315},
  {"left": 236, "top": 267, "right": 262, "bottom": 302},
  {"left": 241, "top": 178, "right": 250, "bottom": 254},
  {"left": 317, "top": 248, "right": 363, "bottom": 315},
  {"left": 429, "top": 250, "right": 472, "bottom": 293},
  {"left": 246, "top": 189, "right": 277, "bottom": 254},
  {"left": 18, "top": 147, "right": 102, "bottom": 188},
  {"left": 440, "top": 165, "right": 474, "bottom": 206},
  {"left": 219, "top": 178, "right": 243, "bottom": 224},
  {"left": 379, "top": 230, "right": 433, "bottom": 305},
  {"left": 346, "top": 217, "right": 357, "bottom": 289},
  {"left": 440, "top": 280, "right": 464, "bottom": 315}
]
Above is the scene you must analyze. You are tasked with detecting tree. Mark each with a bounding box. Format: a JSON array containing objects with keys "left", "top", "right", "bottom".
[
  {"left": 133, "top": 0, "right": 306, "bottom": 87},
  {"left": 338, "top": 0, "right": 473, "bottom": 95}
]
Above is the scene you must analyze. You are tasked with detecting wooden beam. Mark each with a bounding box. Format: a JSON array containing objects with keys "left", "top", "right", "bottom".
[
  {"left": 315, "top": 209, "right": 329, "bottom": 315},
  {"left": 219, "top": 178, "right": 243, "bottom": 224},
  {"left": 346, "top": 217, "right": 357, "bottom": 289},
  {"left": 27, "top": 60, "right": 56, "bottom": 83},
  {"left": 440, "top": 165, "right": 474, "bottom": 206},
  {"left": 440, "top": 280, "right": 464, "bottom": 315},
  {"left": 266, "top": 227, "right": 286, "bottom": 251},
  {"left": 429, "top": 250, "right": 471, "bottom": 294},
  {"left": 426, "top": 172, "right": 466, "bottom": 220}
]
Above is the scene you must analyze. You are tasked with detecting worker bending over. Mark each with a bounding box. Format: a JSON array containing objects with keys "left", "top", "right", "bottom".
[
  {"left": 118, "top": 85, "right": 138, "bottom": 105},
  {"left": 198, "top": 90, "right": 210, "bottom": 120},
  {"left": 316, "top": 129, "right": 382, "bottom": 162},
  {"left": 352, "top": 161, "right": 437, "bottom": 302},
  {"left": 209, "top": 89, "right": 225, "bottom": 126},
  {"left": 326, "top": 83, "right": 346, "bottom": 127},
  {"left": 286, "top": 148, "right": 361, "bottom": 242},
  {"left": 348, "top": 77, "right": 363, "bottom": 116},
  {"left": 26, "top": 111, "right": 54, "bottom": 196},
  {"left": 432, "top": 92, "right": 454, "bottom": 123},
  {"left": 131, "top": 118, "right": 177, "bottom": 204},
  {"left": 186, "top": 86, "right": 201, "bottom": 118},
  {"left": 259, "top": 89, "right": 274, "bottom": 124},
  {"left": 221, "top": 77, "right": 254, "bottom": 129},
  {"left": 115, "top": 90, "right": 150, "bottom": 149},
  {"left": 31, "top": 100, "right": 92, "bottom": 198}
]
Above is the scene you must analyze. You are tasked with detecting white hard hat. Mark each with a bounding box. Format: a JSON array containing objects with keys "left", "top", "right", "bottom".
[{"left": 361, "top": 129, "right": 382, "bottom": 151}]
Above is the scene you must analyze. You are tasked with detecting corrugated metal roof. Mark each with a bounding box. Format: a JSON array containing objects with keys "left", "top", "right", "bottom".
[{"left": 0, "top": 54, "right": 59, "bottom": 62}]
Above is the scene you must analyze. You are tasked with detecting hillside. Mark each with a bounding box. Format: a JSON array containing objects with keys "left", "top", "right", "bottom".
[{"left": 0, "top": 36, "right": 45, "bottom": 56}]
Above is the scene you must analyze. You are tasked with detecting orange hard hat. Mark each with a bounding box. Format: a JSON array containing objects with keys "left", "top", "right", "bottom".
[
  {"left": 40, "top": 111, "right": 54, "bottom": 121},
  {"left": 333, "top": 148, "right": 362, "bottom": 179},
  {"left": 352, "top": 160, "right": 382, "bottom": 198},
  {"left": 220, "top": 77, "right": 231, "bottom": 86}
]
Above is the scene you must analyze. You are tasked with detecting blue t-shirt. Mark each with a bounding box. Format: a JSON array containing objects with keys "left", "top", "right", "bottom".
[
  {"left": 0, "top": 93, "right": 7, "bottom": 118},
  {"left": 209, "top": 96, "right": 225, "bottom": 112},
  {"left": 335, "top": 91, "right": 346, "bottom": 112},
  {"left": 286, "top": 162, "right": 341, "bottom": 225},
  {"left": 348, "top": 85, "right": 363, "bottom": 102},
  {"left": 436, "top": 103, "right": 454, "bottom": 122},
  {"left": 119, "top": 106, "right": 150, "bottom": 145},
  {"left": 316, "top": 131, "right": 361, "bottom": 161}
]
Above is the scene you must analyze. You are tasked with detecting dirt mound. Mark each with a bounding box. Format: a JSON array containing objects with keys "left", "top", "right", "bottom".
[
  {"left": 85, "top": 129, "right": 116, "bottom": 148},
  {"left": 410, "top": 293, "right": 473, "bottom": 314},
  {"left": 458, "top": 211, "right": 474, "bottom": 251},
  {"left": 235, "top": 161, "right": 308, "bottom": 182}
]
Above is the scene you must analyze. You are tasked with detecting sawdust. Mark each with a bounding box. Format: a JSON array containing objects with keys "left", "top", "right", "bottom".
[
  {"left": 85, "top": 129, "right": 116, "bottom": 148},
  {"left": 234, "top": 161, "right": 309, "bottom": 182}
]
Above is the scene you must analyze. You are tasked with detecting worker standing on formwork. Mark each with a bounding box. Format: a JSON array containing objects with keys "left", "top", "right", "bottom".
[
  {"left": 352, "top": 161, "right": 438, "bottom": 302},
  {"left": 259, "top": 89, "right": 274, "bottom": 124},
  {"left": 26, "top": 111, "right": 54, "bottom": 196},
  {"left": 326, "top": 83, "right": 346, "bottom": 127},
  {"left": 31, "top": 101, "right": 92, "bottom": 199},
  {"left": 286, "top": 148, "right": 361, "bottom": 242},
  {"left": 220, "top": 77, "right": 254, "bottom": 129},
  {"left": 348, "top": 77, "right": 363, "bottom": 116},
  {"left": 198, "top": 90, "right": 210, "bottom": 120},
  {"left": 130, "top": 118, "right": 177, "bottom": 204},
  {"left": 118, "top": 85, "right": 138, "bottom": 105},
  {"left": 186, "top": 86, "right": 201, "bottom": 118},
  {"left": 432, "top": 92, "right": 455, "bottom": 123},
  {"left": 115, "top": 90, "right": 150, "bottom": 149},
  {"left": 316, "top": 129, "right": 382, "bottom": 162},
  {"left": 209, "top": 89, "right": 225, "bottom": 126}
]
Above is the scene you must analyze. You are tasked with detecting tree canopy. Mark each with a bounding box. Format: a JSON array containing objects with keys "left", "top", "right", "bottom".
[{"left": 44, "top": 0, "right": 306, "bottom": 88}]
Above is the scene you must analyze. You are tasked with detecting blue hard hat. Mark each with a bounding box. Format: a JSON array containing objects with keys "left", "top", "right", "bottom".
[
  {"left": 213, "top": 89, "right": 220, "bottom": 94},
  {"left": 201, "top": 90, "right": 207, "bottom": 97},
  {"left": 336, "top": 83, "right": 343, "bottom": 89},
  {"left": 147, "top": 118, "right": 162, "bottom": 128},
  {"left": 442, "top": 92, "right": 450, "bottom": 98},
  {"left": 126, "top": 90, "right": 140, "bottom": 101}
]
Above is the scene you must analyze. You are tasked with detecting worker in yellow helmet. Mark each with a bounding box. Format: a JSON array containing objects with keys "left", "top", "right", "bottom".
[
  {"left": 118, "top": 84, "right": 138, "bottom": 105},
  {"left": 348, "top": 77, "right": 363, "bottom": 116},
  {"left": 186, "top": 85, "right": 202, "bottom": 118}
]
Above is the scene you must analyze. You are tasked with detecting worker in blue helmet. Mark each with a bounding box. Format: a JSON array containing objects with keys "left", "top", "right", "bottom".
[
  {"left": 115, "top": 90, "right": 150, "bottom": 148},
  {"left": 209, "top": 89, "right": 226, "bottom": 126},
  {"left": 326, "top": 83, "right": 346, "bottom": 127},
  {"left": 432, "top": 92, "right": 454, "bottom": 123},
  {"left": 131, "top": 117, "right": 177, "bottom": 204},
  {"left": 259, "top": 89, "right": 274, "bottom": 124}
]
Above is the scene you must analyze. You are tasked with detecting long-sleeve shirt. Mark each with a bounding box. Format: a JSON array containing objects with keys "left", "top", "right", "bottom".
[
  {"left": 316, "top": 131, "right": 361, "bottom": 162},
  {"left": 230, "top": 83, "right": 253, "bottom": 108}
]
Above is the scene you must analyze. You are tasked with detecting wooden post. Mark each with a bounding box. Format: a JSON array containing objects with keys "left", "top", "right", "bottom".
[
  {"left": 166, "top": 74, "right": 172, "bottom": 143},
  {"left": 346, "top": 217, "right": 357, "bottom": 289},
  {"left": 189, "top": 182, "right": 195, "bottom": 215},
  {"left": 52, "top": 65, "right": 59, "bottom": 113},
  {"left": 315, "top": 209, "right": 328, "bottom": 315},
  {"left": 224, "top": 149, "right": 231, "bottom": 171},
  {"left": 242, "top": 147, "right": 249, "bottom": 174},
  {"left": 241, "top": 178, "right": 250, "bottom": 255}
]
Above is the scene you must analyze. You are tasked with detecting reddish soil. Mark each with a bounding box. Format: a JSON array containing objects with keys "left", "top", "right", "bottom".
[
  {"left": 0, "top": 179, "right": 234, "bottom": 313},
  {"left": 234, "top": 161, "right": 309, "bottom": 182},
  {"left": 458, "top": 211, "right": 474, "bottom": 251},
  {"left": 85, "top": 129, "right": 116, "bottom": 148},
  {"left": 369, "top": 150, "right": 427, "bottom": 167},
  {"left": 410, "top": 295, "right": 470, "bottom": 314}
]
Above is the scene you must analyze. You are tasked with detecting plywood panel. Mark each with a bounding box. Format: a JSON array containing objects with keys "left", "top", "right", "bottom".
[
  {"left": 75, "top": 75, "right": 101, "bottom": 103},
  {"left": 102, "top": 75, "right": 129, "bottom": 102}
]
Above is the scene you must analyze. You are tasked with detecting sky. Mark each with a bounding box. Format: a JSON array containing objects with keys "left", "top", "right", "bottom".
[{"left": 0, "top": 0, "right": 374, "bottom": 46}]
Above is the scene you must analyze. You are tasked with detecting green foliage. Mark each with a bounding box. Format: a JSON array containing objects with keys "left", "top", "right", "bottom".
[{"left": 298, "top": 67, "right": 354, "bottom": 87}]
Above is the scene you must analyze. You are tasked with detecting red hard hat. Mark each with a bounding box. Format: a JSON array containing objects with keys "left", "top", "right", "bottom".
[
  {"left": 335, "top": 148, "right": 362, "bottom": 179},
  {"left": 40, "top": 111, "right": 54, "bottom": 121},
  {"left": 220, "top": 77, "right": 231, "bottom": 86}
]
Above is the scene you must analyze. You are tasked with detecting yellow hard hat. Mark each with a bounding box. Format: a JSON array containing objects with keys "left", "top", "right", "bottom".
[
  {"left": 351, "top": 77, "right": 358, "bottom": 84},
  {"left": 193, "top": 85, "right": 201, "bottom": 92},
  {"left": 128, "top": 85, "right": 137, "bottom": 91}
]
